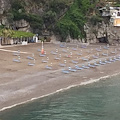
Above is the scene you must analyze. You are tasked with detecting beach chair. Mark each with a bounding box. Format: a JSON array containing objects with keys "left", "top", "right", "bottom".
[
  {"left": 99, "top": 60, "right": 106, "bottom": 65},
  {"left": 72, "top": 48, "right": 77, "bottom": 51},
  {"left": 77, "top": 53, "right": 82, "bottom": 56},
  {"left": 60, "top": 44, "right": 66, "bottom": 48},
  {"left": 72, "top": 60, "right": 78, "bottom": 64},
  {"left": 81, "top": 64, "right": 89, "bottom": 69},
  {"left": 103, "top": 46, "right": 109, "bottom": 50},
  {"left": 37, "top": 49, "right": 41, "bottom": 52},
  {"left": 92, "top": 55, "right": 99, "bottom": 59},
  {"left": 13, "top": 50, "right": 20, "bottom": 56},
  {"left": 96, "top": 48, "right": 102, "bottom": 52},
  {"left": 51, "top": 51, "right": 57, "bottom": 55},
  {"left": 102, "top": 53, "right": 108, "bottom": 56},
  {"left": 113, "top": 56, "right": 119, "bottom": 61},
  {"left": 62, "top": 69, "right": 70, "bottom": 74},
  {"left": 45, "top": 65, "right": 52, "bottom": 70},
  {"left": 109, "top": 58, "right": 115, "bottom": 62},
  {"left": 42, "top": 59, "right": 48, "bottom": 63},
  {"left": 28, "top": 62, "right": 35, "bottom": 66},
  {"left": 54, "top": 57, "right": 60, "bottom": 60},
  {"left": 88, "top": 63, "right": 95, "bottom": 68},
  {"left": 13, "top": 52, "right": 20, "bottom": 56},
  {"left": 39, "top": 54, "right": 46, "bottom": 57},
  {"left": 111, "top": 50, "right": 116, "bottom": 54},
  {"left": 116, "top": 55, "right": 120, "bottom": 60},
  {"left": 104, "top": 59, "right": 111, "bottom": 64},
  {"left": 75, "top": 65, "right": 83, "bottom": 70},
  {"left": 82, "top": 57, "right": 89, "bottom": 61},
  {"left": 81, "top": 45, "right": 87, "bottom": 49},
  {"left": 13, "top": 59, "right": 20, "bottom": 63},
  {"left": 62, "top": 49, "right": 67, "bottom": 53},
  {"left": 59, "top": 63, "right": 66, "bottom": 67},
  {"left": 27, "top": 56, "right": 34, "bottom": 60},
  {"left": 68, "top": 67, "right": 77, "bottom": 72},
  {"left": 94, "top": 62, "right": 100, "bottom": 66}
]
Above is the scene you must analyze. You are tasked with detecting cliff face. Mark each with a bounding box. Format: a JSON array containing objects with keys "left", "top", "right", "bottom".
[
  {"left": 0, "top": 0, "right": 10, "bottom": 25},
  {"left": 0, "top": 0, "right": 72, "bottom": 34},
  {"left": 0, "top": 0, "right": 10, "bottom": 14},
  {"left": 0, "top": 0, "right": 119, "bottom": 44},
  {"left": 85, "top": 22, "right": 120, "bottom": 45}
]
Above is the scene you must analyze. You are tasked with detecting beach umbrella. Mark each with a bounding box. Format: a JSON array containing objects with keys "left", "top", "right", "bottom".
[{"left": 41, "top": 41, "right": 44, "bottom": 54}]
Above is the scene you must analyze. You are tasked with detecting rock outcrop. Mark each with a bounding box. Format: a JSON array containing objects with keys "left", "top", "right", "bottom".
[
  {"left": 84, "top": 22, "right": 120, "bottom": 44},
  {"left": 14, "top": 19, "right": 31, "bottom": 32},
  {"left": 0, "top": 0, "right": 10, "bottom": 26}
]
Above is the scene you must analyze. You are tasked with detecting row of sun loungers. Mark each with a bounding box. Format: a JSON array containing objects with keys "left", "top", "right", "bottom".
[{"left": 61, "top": 56, "right": 120, "bottom": 73}]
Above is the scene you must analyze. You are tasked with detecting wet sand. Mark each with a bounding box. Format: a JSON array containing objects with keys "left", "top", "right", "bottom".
[{"left": 0, "top": 42, "right": 120, "bottom": 111}]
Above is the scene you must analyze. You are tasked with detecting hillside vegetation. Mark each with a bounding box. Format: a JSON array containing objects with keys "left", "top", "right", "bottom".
[{"left": 1, "top": 0, "right": 120, "bottom": 41}]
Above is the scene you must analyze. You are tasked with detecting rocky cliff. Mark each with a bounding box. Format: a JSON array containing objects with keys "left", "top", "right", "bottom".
[
  {"left": 84, "top": 20, "right": 120, "bottom": 45},
  {"left": 0, "top": 0, "right": 73, "bottom": 33},
  {"left": 0, "top": 0, "right": 120, "bottom": 44}
]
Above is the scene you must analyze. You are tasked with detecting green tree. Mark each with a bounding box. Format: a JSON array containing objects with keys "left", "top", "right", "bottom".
[{"left": 1, "top": 28, "right": 14, "bottom": 44}]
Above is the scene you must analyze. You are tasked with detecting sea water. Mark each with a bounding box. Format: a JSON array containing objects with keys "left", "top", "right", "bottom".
[{"left": 0, "top": 75, "right": 120, "bottom": 120}]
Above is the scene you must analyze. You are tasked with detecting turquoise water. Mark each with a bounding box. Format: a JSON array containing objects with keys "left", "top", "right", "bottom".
[{"left": 0, "top": 75, "right": 120, "bottom": 120}]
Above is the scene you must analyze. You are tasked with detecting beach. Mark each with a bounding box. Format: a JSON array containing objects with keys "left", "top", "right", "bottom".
[{"left": 0, "top": 42, "right": 120, "bottom": 111}]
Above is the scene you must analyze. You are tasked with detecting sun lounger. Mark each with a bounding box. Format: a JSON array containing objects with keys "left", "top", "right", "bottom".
[
  {"left": 81, "top": 64, "right": 89, "bottom": 69},
  {"left": 111, "top": 51, "right": 116, "bottom": 54},
  {"left": 96, "top": 48, "right": 102, "bottom": 52},
  {"left": 60, "top": 44, "right": 66, "bottom": 48},
  {"left": 72, "top": 60, "right": 78, "bottom": 64},
  {"left": 59, "top": 63, "right": 66, "bottom": 67},
  {"left": 13, "top": 52, "right": 20, "bottom": 56},
  {"left": 75, "top": 65, "right": 83, "bottom": 70},
  {"left": 27, "top": 56, "right": 34, "bottom": 60},
  {"left": 116, "top": 56, "right": 120, "bottom": 59},
  {"left": 62, "top": 49, "right": 67, "bottom": 53},
  {"left": 42, "top": 60, "right": 48, "bottom": 63},
  {"left": 68, "top": 67, "right": 77, "bottom": 72},
  {"left": 113, "top": 57, "right": 119, "bottom": 61},
  {"left": 51, "top": 51, "right": 57, "bottom": 55},
  {"left": 88, "top": 63, "right": 95, "bottom": 68},
  {"left": 28, "top": 62, "right": 35, "bottom": 66},
  {"left": 103, "top": 46, "right": 109, "bottom": 50},
  {"left": 45, "top": 65, "right": 52, "bottom": 70},
  {"left": 39, "top": 54, "right": 46, "bottom": 57},
  {"left": 72, "top": 48, "right": 77, "bottom": 51},
  {"left": 99, "top": 60, "right": 106, "bottom": 65},
  {"left": 54, "top": 57, "right": 60, "bottom": 60},
  {"left": 81, "top": 45, "right": 87, "bottom": 49},
  {"left": 82, "top": 58, "right": 89, "bottom": 61},
  {"left": 62, "top": 69, "right": 70, "bottom": 74},
  {"left": 102, "top": 53, "right": 108, "bottom": 56},
  {"left": 94, "top": 62, "right": 100, "bottom": 66},
  {"left": 92, "top": 55, "right": 99, "bottom": 59},
  {"left": 13, "top": 59, "right": 20, "bottom": 63},
  {"left": 104, "top": 59, "right": 111, "bottom": 64},
  {"left": 109, "top": 58, "right": 115, "bottom": 62},
  {"left": 77, "top": 53, "right": 82, "bottom": 56},
  {"left": 37, "top": 49, "right": 41, "bottom": 52}
]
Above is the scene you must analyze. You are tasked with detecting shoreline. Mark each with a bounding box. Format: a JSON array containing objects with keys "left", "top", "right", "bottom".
[
  {"left": 1, "top": 65, "right": 120, "bottom": 112},
  {"left": 0, "top": 43, "right": 120, "bottom": 112}
]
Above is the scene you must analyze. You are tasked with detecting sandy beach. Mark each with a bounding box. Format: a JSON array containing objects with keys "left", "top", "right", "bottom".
[{"left": 0, "top": 42, "right": 120, "bottom": 111}]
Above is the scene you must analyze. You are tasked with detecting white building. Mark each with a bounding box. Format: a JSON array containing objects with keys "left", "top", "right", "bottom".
[{"left": 99, "top": 7, "right": 120, "bottom": 26}]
